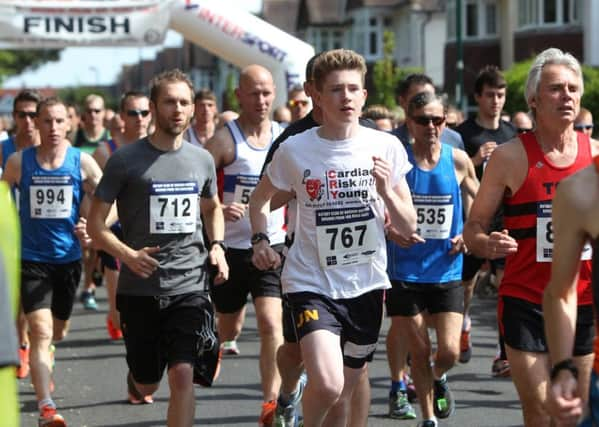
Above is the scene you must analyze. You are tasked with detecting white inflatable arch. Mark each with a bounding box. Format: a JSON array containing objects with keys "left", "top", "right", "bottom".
[{"left": 0, "top": 0, "right": 315, "bottom": 107}]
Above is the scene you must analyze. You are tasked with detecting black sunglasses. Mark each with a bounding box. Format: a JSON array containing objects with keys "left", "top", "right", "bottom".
[
  {"left": 86, "top": 108, "right": 103, "bottom": 114},
  {"left": 412, "top": 115, "right": 445, "bottom": 126},
  {"left": 517, "top": 127, "right": 533, "bottom": 133},
  {"left": 126, "top": 109, "right": 150, "bottom": 118},
  {"left": 574, "top": 124, "right": 593, "bottom": 131},
  {"left": 15, "top": 110, "right": 37, "bottom": 119}
]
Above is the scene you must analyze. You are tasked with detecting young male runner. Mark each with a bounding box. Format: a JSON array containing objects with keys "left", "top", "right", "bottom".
[
  {"left": 250, "top": 49, "right": 417, "bottom": 427},
  {"left": 2, "top": 97, "right": 104, "bottom": 427}
]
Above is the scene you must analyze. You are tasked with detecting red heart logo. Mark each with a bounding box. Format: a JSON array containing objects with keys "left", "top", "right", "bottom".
[{"left": 305, "top": 179, "right": 321, "bottom": 200}]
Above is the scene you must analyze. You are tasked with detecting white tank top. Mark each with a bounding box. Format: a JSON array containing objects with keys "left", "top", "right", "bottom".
[{"left": 222, "top": 120, "right": 285, "bottom": 249}]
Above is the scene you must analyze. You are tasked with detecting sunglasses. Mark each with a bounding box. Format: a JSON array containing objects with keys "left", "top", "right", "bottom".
[
  {"left": 574, "top": 124, "right": 593, "bottom": 131},
  {"left": 86, "top": 108, "right": 103, "bottom": 114},
  {"left": 126, "top": 109, "right": 150, "bottom": 117},
  {"left": 288, "top": 99, "right": 309, "bottom": 108},
  {"left": 412, "top": 115, "right": 445, "bottom": 126},
  {"left": 15, "top": 111, "right": 37, "bottom": 119},
  {"left": 517, "top": 127, "right": 533, "bottom": 133}
]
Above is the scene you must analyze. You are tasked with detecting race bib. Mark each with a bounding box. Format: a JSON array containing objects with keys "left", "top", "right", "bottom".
[
  {"left": 414, "top": 194, "right": 453, "bottom": 239},
  {"left": 233, "top": 175, "right": 259, "bottom": 204},
  {"left": 315, "top": 206, "right": 378, "bottom": 269},
  {"left": 149, "top": 181, "right": 198, "bottom": 234},
  {"left": 29, "top": 175, "right": 73, "bottom": 219},
  {"left": 536, "top": 202, "right": 592, "bottom": 262}
]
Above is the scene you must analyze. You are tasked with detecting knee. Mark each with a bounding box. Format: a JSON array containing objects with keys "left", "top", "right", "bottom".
[
  {"left": 307, "top": 373, "right": 344, "bottom": 407},
  {"left": 435, "top": 346, "right": 459, "bottom": 369},
  {"left": 257, "top": 314, "right": 282, "bottom": 338},
  {"left": 168, "top": 363, "right": 194, "bottom": 393},
  {"left": 28, "top": 320, "right": 53, "bottom": 343}
]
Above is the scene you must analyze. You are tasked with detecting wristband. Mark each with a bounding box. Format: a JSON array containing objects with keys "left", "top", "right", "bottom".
[
  {"left": 251, "top": 232, "right": 270, "bottom": 245},
  {"left": 550, "top": 358, "right": 578, "bottom": 381},
  {"left": 209, "top": 240, "right": 227, "bottom": 252}
]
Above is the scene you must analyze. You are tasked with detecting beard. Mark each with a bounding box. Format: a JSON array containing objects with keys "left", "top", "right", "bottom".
[{"left": 155, "top": 113, "right": 192, "bottom": 137}]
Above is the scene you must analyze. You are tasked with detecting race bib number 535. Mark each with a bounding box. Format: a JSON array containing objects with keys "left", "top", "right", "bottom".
[{"left": 149, "top": 181, "right": 198, "bottom": 234}]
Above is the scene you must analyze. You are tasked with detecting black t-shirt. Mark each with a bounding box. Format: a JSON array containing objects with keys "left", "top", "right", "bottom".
[{"left": 455, "top": 117, "right": 517, "bottom": 179}]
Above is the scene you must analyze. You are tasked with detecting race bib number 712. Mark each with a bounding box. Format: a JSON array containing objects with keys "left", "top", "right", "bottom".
[{"left": 149, "top": 181, "right": 198, "bottom": 234}]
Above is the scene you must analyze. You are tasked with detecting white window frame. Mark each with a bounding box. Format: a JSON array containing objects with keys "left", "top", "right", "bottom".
[
  {"left": 446, "top": 0, "right": 498, "bottom": 41},
  {"left": 517, "top": 0, "right": 581, "bottom": 30}
]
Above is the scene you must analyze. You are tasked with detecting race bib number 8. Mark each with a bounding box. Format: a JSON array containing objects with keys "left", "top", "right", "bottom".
[
  {"left": 536, "top": 202, "right": 592, "bottom": 262},
  {"left": 413, "top": 194, "right": 453, "bottom": 239},
  {"left": 29, "top": 175, "right": 73, "bottom": 219},
  {"left": 315, "top": 206, "right": 378, "bottom": 269},
  {"left": 149, "top": 181, "right": 198, "bottom": 234}
]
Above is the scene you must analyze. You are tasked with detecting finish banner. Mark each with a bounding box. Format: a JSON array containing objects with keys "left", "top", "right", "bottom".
[{"left": 0, "top": 1, "right": 173, "bottom": 48}]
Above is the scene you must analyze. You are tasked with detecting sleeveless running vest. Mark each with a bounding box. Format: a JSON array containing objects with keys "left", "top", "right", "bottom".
[
  {"left": 1, "top": 137, "right": 15, "bottom": 170},
  {"left": 501, "top": 131, "right": 593, "bottom": 305},
  {"left": 19, "top": 146, "right": 83, "bottom": 263},
  {"left": 222, "top": 120, "right": 285, "bottom": 249},
  {"left": 387, "top": 143, "right": 464, "bottom": 283},
  {"left": 104, "top": 139, "right": 118, "bottom": 155}
]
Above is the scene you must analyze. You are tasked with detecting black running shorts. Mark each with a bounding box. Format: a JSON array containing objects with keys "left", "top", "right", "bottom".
[
  {"left": 21, "top": 260, "right": 82, "bottom": 320},
  {"left": 385, "top": 280, "right": 464, "bottom": 317}
]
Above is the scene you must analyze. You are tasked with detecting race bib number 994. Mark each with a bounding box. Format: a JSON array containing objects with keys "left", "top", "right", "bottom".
[
  {"left": 149, "top": 181, "right": 198, "bottom": 234},
  {"left": 29, "top": 175, "right": 73, "bottom": 219}
]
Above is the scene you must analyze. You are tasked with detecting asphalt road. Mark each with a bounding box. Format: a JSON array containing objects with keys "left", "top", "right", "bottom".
[{"left": 18, "top": 282, "right": 524, "bottom": 427}]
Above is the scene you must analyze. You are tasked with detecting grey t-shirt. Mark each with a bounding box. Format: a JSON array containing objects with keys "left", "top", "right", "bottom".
[{"left": 95, "top": 138, "right": 217, "bottom": 296}]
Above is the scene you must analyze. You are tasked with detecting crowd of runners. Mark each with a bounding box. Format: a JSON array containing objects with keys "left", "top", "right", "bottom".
[{"left": 2, "top": 46, "right": 599, "bottom": 427}]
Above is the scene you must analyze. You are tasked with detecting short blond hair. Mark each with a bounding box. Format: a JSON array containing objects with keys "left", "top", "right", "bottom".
[{"left": 312, "top": 49, "right": 367, "bottom": 91}]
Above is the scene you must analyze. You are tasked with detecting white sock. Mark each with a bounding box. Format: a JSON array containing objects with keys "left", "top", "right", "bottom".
[
  {"left": 38, "top": 398, "right": 55, "bottom": 411},
  {"left": 462, "top": 314, "right": 471, "bottom": 331}
]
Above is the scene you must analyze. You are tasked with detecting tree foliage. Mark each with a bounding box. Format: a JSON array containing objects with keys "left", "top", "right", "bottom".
[
  {"left": 504, "top": 57, "right": 599, "bottom": 118},
  {"left": 0, "top": 50, "right": 61, "bottom": 83},
  {"left": 58, "top": 86, "right": 117, "bottom": 110},
  {"left": 371, "top": 31, "right": 422, "bottom": 109}
]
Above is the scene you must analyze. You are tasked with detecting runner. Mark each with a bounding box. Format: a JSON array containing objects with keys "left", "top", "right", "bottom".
[
  {"left": 385, "top": 91, "right": 477, "bottom": 427},
  {"left": 87, "top": 69, "right": 228, "bottom": 426},
  {"left": 184, "top": 88, "right": 218, "bottom": 147},
  {"left": 2, "top": 96, "right": 104, "bottom": 427},
  {"left": 250, "top": 48, "right": 417, "bottom": 427},
  {"left": 0, "top": 89, "right": 41, "bottom": 380},
  {"left": 91, "top": 91, "right": 152, "bottom": 340},
  {"left": 463, "top": 48, "right": 599, "bottom": 427},
  {"left": 544, "top": 153, "right": 599, "bottom": 427},
  {"left": 204, "top": 64, "right": 286, "bottom": 426}
]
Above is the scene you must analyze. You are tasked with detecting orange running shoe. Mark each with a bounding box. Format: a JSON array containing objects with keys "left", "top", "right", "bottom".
[
  {"left": 259, "top": 400, "right": 277, "bottom": 426},
  {"left": 459, "top": 329, "right": 472, "bottom": 363},
  {"left": 38, "top": 405, "right": 66, "bottom": 427},
  {"left": 106, "top": 316, "right": 123, "bottom": 340},
  {"left": 16, "top": 345, "right": 30, "bottom": 379}
]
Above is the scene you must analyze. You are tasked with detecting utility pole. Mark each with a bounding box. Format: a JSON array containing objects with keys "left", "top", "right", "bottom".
[{"left": 455, "top": 0, "right": 465, "bottom": 113}]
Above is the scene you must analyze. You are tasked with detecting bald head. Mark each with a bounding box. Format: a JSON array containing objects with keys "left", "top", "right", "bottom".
[
  {"left": 512, "top": 111, "right": 533, "bottom": 132},
  {"left": 236, "top": 64, "right": 276, "bottom": 122}
]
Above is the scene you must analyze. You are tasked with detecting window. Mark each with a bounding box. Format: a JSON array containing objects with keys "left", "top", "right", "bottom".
[
  {"left": 517, "top": 0, "right": 581, "bottom": 28},
  {"left": 466, "top": 2, "right": 478, "bottom": 37},
  {"left": 447, "top": 0, "right": 498, "bottom": 40},
  {"left": 485, "top": 3, "right": 497, "bottom": 34},
  {"left": 543, "top": 0, "right": 557, "bottom": 23}
]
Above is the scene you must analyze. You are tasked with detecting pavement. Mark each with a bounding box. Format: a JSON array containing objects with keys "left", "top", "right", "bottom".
[{"left": 18, "top": 281, "right": 524, "bottom": 427}]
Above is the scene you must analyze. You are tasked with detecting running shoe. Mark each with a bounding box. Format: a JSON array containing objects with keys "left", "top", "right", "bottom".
[
  {"left": 16, "top": 345, "right": 30, "bottom": 379},
  {"left": 491, "top": 357, "right": 511, "bottom": 377},
  {"left": 259, "top": 400, "right": 277, "bottom": 427},
  {"left": 417, "top": 420, "right": 437, "bottom": 427},
  {"left": 459, "top": 328, "right": 472, "bottom": 363},
  {"left": 221, "top": 340, "right": 240, "bottom": 355},
  {"left": 38, "top": 405, "right": 66, "bottom": 427},
  {"left": 388, "top": 390, "right": 417, "bottom": 419},
  {"left": 274, "top": 372, "right": 307, "bottom": 427},
  {"left": 80, "top": 290, "right": 98, "bottom": 311},
  {"left": 106, "top": 316, "right": 123, "bottom": 340},
  {"left": 433, "top": 375, "right": 455, "bottom": 419},
  {"left": 127, "top": 372, "right": 153, "bottom": 404},
  {"left": 403, "top": 372, "right": 418, "bottom": 403}
]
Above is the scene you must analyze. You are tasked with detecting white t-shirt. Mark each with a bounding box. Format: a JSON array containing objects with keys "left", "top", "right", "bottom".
[{"left": 267, "top": 126, "right": 412, "bottom": 299}]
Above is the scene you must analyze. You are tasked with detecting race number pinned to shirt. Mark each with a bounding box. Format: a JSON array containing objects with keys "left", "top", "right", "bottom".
[
  {"left": 233, "top": 174, "right": 259, "bottom": 204},
  {"left": 29, "top": 175, "right": 73, "bottom": 219},
  {"left": 315, "top": 206, "right": 378, "bottom": 269},
  {"left": 536, "top": 201, "right": 592, "bottom": 262},
  {"left": 149, "top": 181, "right": 198, "bottom": 234},
  {"left": 413, "top": 194, "right": 453, "bottom": 239}
]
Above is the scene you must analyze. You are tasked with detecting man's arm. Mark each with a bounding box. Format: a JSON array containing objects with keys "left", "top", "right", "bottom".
[
  {"left": 463, "top": 144, "right": 519, "bottom": 259},
  {"left": 543, "top": 174, "right": 591, "bottom": 425},
  {"left": 200, "top": 194, "right": 228, "bottom": 284},
  {"left": 87, "top": 197, "right": 159, "bottom": 278},
  {"left": 454, "top": 149, "right": 479, "bottom": 217},
  {"left": 91, "top": 143, "right": 110, "bottom": 170},
  {"left": 0, "top": 152, "right": 22, "bottom": 186},
  {"left": 249, "top": 175, "right": 283, "bottom": 270}
]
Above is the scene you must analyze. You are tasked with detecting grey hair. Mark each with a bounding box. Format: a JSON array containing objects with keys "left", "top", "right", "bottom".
[
  {"left": 524, "top": 48, "right": 583, "bottom": 114},
  {"left": 407, "top": 91, "right": 446, "bottom": 117}
]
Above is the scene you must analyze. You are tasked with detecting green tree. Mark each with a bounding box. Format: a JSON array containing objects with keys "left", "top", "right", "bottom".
[
  {"left": 371, "top": 31, "right": 422, "bottom": 109},
  {"left": 58, "top": 86, "right": 117, "bottom": 110},
  {"left": 0, "top": 50, "right": 61, "bottom": 83},
  {"left": 223, "top": 72, "right": 239, "bottom": 112}
]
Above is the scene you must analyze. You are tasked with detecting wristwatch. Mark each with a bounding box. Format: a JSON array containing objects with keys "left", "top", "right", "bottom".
[
  {"left": 209, "top": 240, "right": 227, "bottom": 252},
  {"left": 251, "top": 232, "right": 270, "bottom": 245}
]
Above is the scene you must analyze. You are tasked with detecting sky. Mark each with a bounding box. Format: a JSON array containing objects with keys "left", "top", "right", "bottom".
[{"left": 2, "top": 0, "right": 262, "bottom": 89}]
